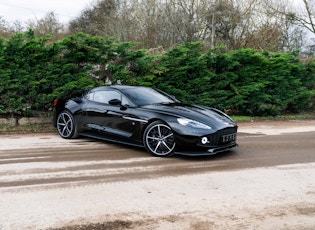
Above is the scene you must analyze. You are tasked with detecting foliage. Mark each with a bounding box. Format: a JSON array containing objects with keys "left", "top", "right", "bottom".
[
  {"left": 140, "top": 42, "right": 211, "bottom": 103},
  {"left": 202, "top": 49, "right": 312, "bottom": 115},
  {"left": 0, "top": 31, "right": 314, "bottom": 117},
  {"left": 133, "top": 46, "right": 314, "bottom": 116},
  {"left": 0, "top": 31, "right": 144, "bottom": 116}
]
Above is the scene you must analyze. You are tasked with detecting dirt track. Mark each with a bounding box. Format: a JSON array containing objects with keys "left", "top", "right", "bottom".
[{"left": 0, "top": 120, "right": 315, "bottom": 229}]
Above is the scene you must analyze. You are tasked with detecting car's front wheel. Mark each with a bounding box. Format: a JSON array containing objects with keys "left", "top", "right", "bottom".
[
  {"left": 56, "top": 110, "right": 78, "bottom": 139},
  {"left": 143, "top": 121, "right": 176, "bottom": 157}
]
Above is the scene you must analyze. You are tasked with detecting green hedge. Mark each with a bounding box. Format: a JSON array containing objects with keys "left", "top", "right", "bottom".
[
  {"left": 0, "top": 31, "right": 314, "bottom": 117},
  {"left": 133, "top": 44, "right": 314, "bottom": 116},
  {"left": 0, "top": 31, "right": 141, "bottom": 116}
]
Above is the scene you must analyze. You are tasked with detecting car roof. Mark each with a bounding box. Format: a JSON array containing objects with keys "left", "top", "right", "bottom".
[{"left": 92, "top": 85, "right": 141, "bottom": 91}]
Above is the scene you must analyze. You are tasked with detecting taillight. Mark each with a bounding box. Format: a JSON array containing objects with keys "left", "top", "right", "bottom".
[{"left": 53, "top": 99, "right": 58, "bottom": 106}]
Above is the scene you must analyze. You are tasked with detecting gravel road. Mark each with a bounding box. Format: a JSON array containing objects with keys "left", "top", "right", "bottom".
[{"left": 0, "top": 120, "right": 315, "bottom": 230}]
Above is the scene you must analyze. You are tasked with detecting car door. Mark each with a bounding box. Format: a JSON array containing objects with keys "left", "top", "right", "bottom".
[{"left": 84, "top": 89, "right": 140, "bottom": 138}]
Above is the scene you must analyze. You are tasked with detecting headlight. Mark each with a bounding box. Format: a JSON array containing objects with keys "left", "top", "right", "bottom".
[{"left": 177, "top": 118, "right": 212, "bottom": 130}]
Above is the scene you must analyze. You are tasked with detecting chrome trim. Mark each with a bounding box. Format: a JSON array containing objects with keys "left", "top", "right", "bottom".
[{"left": 122, "top": 116, "right": 148, "bottom": 123}]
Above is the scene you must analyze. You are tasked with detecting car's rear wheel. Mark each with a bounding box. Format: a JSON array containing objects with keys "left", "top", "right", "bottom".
[
  {"left": 56, "top": 110, "right": 78, "bottom": 139},
  {"left": 143, "top": 121, "right": 176, "bottom": 157}
]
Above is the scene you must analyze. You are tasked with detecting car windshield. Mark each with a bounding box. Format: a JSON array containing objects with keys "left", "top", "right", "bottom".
[{"left": 121, "top": 87, "right": 177, "bottom": 106}]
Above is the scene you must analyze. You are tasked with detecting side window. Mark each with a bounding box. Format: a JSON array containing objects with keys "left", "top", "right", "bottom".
[
  {"left": 87, "top": 90, "right": 130, "bottom": 106},
  {"left": 93, "top": 91, "right": 105, "bottom": 103},
  {"left": 85, "top": 92, "right": 94, "bottom": 101},
  {"left": 121, "top": 97, "right": 129, "bottom": 106},
  {"left": 93, "top": 91, "right": 121, "bottom": 104}
]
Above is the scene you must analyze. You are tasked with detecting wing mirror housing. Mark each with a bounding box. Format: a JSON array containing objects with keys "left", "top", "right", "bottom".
[
  {"left": 109, "top": 99, "right": 128, "bottom": 110},
  {"left": 108, "top": 99, "right": 121, "bottom": 105}
]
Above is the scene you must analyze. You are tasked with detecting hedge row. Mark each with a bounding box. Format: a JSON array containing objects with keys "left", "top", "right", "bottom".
[{"left": 0, "top": 30, "right": 314, "bottom": 117}]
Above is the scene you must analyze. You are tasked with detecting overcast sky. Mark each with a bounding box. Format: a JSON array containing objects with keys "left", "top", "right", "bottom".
[{"left": 0, "top": 0, "right": 94, "bottom": 24}]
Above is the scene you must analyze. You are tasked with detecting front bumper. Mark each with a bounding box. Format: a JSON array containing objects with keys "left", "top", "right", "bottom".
[{"left": 174, "top": 142, "right": 238, "bottom": 156}]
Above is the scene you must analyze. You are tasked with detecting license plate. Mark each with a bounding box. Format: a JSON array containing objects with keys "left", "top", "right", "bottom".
[{"left": 221, "top": 133, "right": 236, "bottom": 142}]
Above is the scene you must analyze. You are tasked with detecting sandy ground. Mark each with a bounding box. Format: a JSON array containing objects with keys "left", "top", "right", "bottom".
[
  {"left": 239, "top": 119, "right": 315, "bottom": 135},
  {"left": 1, "top": 164, "right": 315, "bottom": 230},
  {"left": 0, "top": 120, "right": 315, "bottom": 230}
]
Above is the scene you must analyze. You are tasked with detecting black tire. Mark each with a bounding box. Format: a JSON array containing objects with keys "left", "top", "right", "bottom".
[
  {"left": 56, "top": 110, "right": 78, "bottom": 139},
  {"left": 143, "top": 121, "right": 176, "bottom": 157}
]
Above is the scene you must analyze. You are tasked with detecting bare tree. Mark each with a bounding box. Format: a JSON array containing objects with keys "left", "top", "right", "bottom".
[
  {"left": 68, "top": 0, "right": 119, "bottom": 36},
  {"left": 26, "top": 12, "right": 65, "bottom": 38},
  {"left": 0, "top": 17, "right": 8, "bottom": 38},
  {"left": 211, "top": 0, "right": 242, "bottom": 48},
  {"left": 67, "top": 0, "right": 312, "bottom": 51},
  {"left": 263, "top": 0, "right": 314, "bottom": 51},
  {"left": 289, "top": 0, "right": 315, "bottom": 34},
  {"left": 0, "top": 17, "right": 24, "bottom": 38}
]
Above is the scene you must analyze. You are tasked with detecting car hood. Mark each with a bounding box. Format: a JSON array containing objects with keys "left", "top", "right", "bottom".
[{"left": 141, "top": 103, "right": 236, "bottom": 129}]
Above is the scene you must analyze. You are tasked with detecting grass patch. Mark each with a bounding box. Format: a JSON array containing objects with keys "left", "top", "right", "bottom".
[
  {"left": 232, "top": 113, "right": 315, "bottom": 122},
  {"left": 0, "top": 123, "right": 55, "bottom": 134},
  {"left": 231, "top": 116, "right": 254, "bottom": 122}
]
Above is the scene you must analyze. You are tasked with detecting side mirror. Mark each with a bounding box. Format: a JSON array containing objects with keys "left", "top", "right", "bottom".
[{"left": 108, "top": 99, "right": 121, "bottom": 105}]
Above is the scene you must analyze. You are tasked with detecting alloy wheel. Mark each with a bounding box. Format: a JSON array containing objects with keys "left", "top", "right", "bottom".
[
  {"left": 57, "top": 111, "right": 76, "bottom": 139},
  {"left": 144, "top": 121, "right": 175, "bottom": 156}
]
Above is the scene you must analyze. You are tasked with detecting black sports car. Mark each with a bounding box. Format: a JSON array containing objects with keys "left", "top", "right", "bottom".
[{"left": 53, "top": 85, "right": 238, "bottom": 157}]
